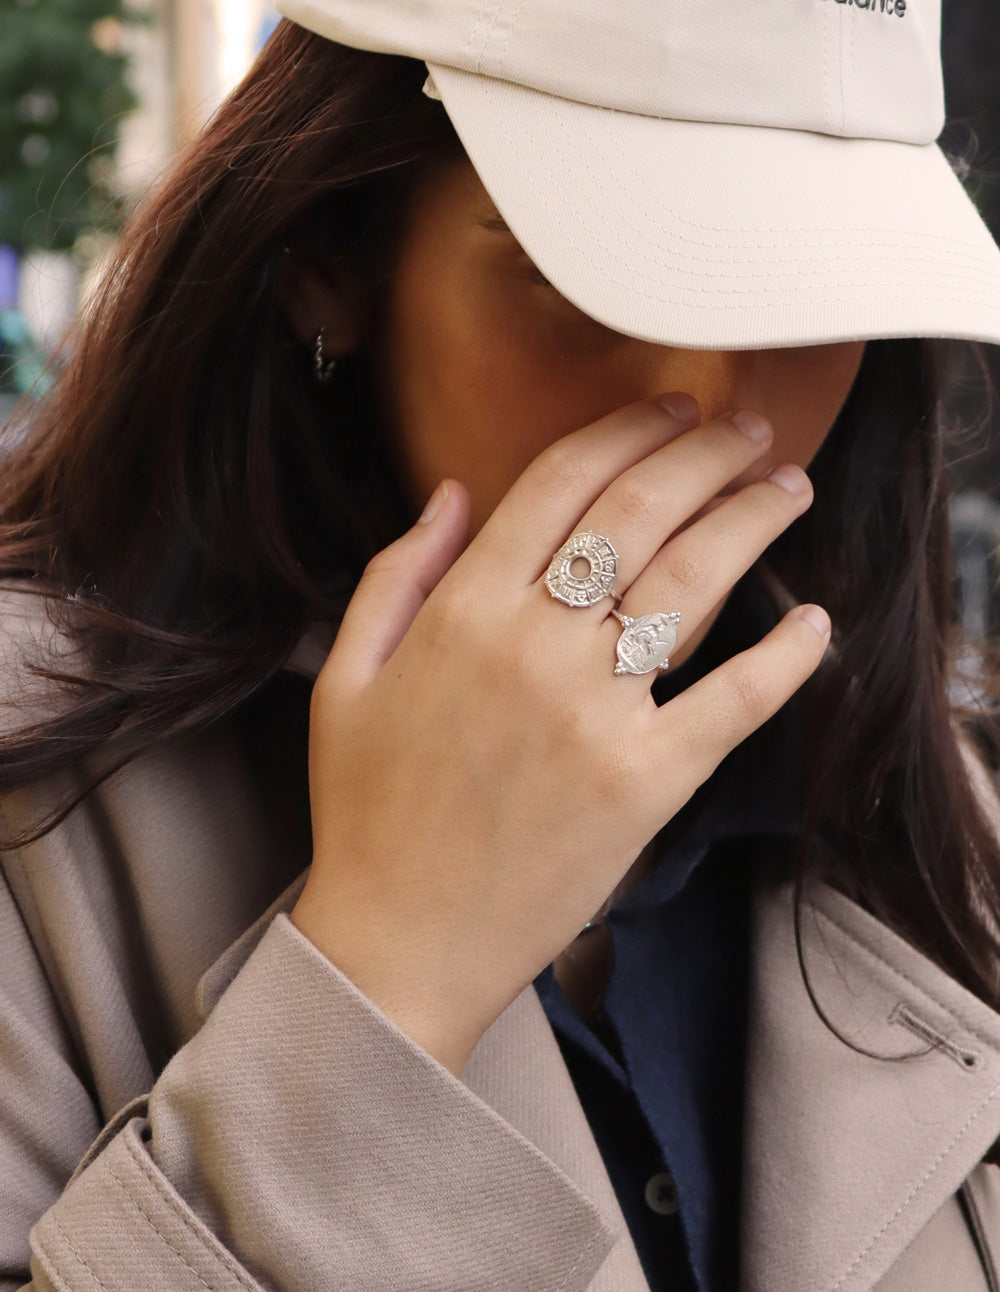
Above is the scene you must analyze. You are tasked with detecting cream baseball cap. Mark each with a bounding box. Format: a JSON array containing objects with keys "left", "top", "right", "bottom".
[{"left": 276, "top": 0, "right": 1000, "bottom": 350}]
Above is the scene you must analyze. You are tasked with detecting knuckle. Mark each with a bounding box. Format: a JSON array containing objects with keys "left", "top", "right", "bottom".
[
  {"left": 612, "top": 477, "right": 661, "bottom": 527},
  {"left": 550, "top": 698, "right": 591, "bottom": 752},
  {"left": 361, "top": 548, "right": 400, "bottom": 582},
  {"left": 497, "top": 623, "right": 546, "bottom": 689},
  {"left": 424, "top": 583, "right": 472, "bottom": 644},
  {"left": 662, "top": 546, "right": 706, "bottom": 596},
  {"left": 534, "top": 441, "right": 595, "bottom": 496},
  {"left": 427, "top": 585, "right": 507, "bottom": 671},
  {"left": 724, "top": 664, "right": 772, "bottom": 720}
]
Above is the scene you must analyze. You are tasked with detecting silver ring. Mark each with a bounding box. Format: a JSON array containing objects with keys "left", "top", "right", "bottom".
[
  {"left": 612, "top": 609, "right": 682, "bottom": 676},
  {"left": 545, "top": 531, "right": 619, "bottom": 607}
]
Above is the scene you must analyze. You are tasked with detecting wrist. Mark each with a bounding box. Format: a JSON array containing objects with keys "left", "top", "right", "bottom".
[{"left": 289, "top": 881, "right": 487, "bottom": 1076}]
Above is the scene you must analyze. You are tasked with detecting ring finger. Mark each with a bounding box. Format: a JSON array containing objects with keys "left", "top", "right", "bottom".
[
  {"left": 540, "top": 409, "right": 774, "bottom": 609},
  {"left": 599, "top": 463, "right": 813, "bottom": 680}
]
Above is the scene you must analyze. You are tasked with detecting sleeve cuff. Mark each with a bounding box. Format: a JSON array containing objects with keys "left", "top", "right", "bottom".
[{"left": 35, "top": 912, "right": 613, "bottom": 1291}]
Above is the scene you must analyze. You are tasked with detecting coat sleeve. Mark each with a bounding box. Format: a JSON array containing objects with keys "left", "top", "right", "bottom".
[{"left": 2, "top": 884, "right": 612, "bottom": 1291}]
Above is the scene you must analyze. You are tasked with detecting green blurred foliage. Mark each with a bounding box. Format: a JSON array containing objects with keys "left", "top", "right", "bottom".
[{"left": 0, "top": 0, "right": 140, "bottom": 252}]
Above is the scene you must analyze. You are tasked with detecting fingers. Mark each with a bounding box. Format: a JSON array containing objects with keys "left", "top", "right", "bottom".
[
  {"left": 602, "top": 462, "right": 814, "bottom": 671},
  {"left": 475, "top": 393, "right": 701, "bottom": 575},
  {"left": 320, "top": 480, "right": 470, "bottom": 691},
  {"left": 480, "top": 399, "right": 781, "bottom": 608},
  {"left": 568, "top": 409, "right": 775, "bottom": 592},
  {"left": 645, "top": 604, "right": 831, "bottom": 803}
]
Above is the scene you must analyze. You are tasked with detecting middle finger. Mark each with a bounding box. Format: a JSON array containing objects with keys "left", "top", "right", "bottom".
[{"left": 547, "top": 409, "right": 774, "bottom": 603}]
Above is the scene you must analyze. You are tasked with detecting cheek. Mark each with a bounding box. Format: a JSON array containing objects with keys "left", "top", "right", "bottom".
[
  {"left": 384, "top": 271, "right": 629, "bottom": 532},
  {"left": 378, "top": 268, "right": 512, "bottom": 512},
  {"left": 760, "top": 342, "right": 866, "bottom": 468}
]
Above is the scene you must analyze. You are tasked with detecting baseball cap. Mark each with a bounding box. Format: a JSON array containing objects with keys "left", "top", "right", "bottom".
[{"left": 275, "top": 0, "right": 1000, "bottom": 351}]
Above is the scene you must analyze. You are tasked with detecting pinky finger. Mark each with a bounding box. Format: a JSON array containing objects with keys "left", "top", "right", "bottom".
[{"left": 651, "top": 604, "right": 831, "bottom": 800}]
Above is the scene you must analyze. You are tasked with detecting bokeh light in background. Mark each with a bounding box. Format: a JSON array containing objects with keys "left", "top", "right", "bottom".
[
  {"left": 112, "top": 1, "right": 279, "bottom": 199},
  {"left": 216, "top": 0, "right": 278, "bottom": 101},
  {"left": 0, "top": 0, "right": 279, "bottom": 379}
]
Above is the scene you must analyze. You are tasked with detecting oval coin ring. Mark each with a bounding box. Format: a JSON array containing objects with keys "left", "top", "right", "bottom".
[
  {"left": 613, "top": 610, "right": 682, "bottom": 676},
  {"left": 545, "top": 531, "right": 619, "bottom": 607}
]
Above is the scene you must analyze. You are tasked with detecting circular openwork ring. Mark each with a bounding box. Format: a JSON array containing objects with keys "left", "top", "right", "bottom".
[
  {"left": 612, "top": 609, "right": 682, "bottom": 676},
  {"left": 544, "top": 531, "right": 619, "bottom": 607}
]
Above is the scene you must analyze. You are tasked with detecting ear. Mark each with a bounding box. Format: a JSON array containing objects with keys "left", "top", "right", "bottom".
[{"left": 275, "top": 251, "right": 364, "bottom": 358}]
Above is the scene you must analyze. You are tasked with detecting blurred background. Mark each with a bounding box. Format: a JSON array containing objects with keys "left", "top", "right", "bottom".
[
  {"left": 0, "top": 0, "right": 279, "bottom": 416},
  {"left": 0, "top": 1, "right": 999, "bottom": 669}
]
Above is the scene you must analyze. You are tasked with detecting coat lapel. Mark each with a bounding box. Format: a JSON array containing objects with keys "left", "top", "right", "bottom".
[
  {"left": 461, "top": 986, "right": 651, "bottom": 1291},
  {"left": 742, "top": 870, "right": 1000, "bottom": 1292}
]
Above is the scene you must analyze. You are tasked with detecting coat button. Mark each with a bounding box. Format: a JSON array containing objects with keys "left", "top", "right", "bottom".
[{"left": 644, "top": 1170, "right": 680, "bottom": 1216}]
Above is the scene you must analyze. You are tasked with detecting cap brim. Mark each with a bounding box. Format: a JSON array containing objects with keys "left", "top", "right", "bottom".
[{"left": 427, "top": 61, "right": 1000, "bottom": 351}]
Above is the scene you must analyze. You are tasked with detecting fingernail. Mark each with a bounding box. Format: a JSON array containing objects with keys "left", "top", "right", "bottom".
[
  {"left": 766, "top": 463, "right": 809, "bottom": 494},
  {"left": 656, "top": 392, "right": 700, "bottom": 425},
  {"left": 418, "top": 481, "right": 448, "bottom": 525},
  {"left": 798, "top": 605, "right": 831, "bottom": 638},
  {"left": 730, "top": 409, "right": 771, "bottom": 444}
]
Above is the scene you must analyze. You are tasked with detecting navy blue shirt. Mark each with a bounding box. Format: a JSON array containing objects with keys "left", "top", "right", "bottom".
[{"left": 534, "top": 567, "right": 806, "bottom": 1292}]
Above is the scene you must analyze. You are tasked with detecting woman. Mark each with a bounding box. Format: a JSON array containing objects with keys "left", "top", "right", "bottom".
[{"left": 3, "top": 2, "right": 1000, "bottom": 1289}]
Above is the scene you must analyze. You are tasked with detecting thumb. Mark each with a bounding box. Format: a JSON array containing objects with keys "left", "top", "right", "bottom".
[{"left": 322, "top": 479, "right": 470, "bottom": 690}]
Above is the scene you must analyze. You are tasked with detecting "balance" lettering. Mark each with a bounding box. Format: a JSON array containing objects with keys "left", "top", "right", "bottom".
[{"left": 819, "top": 0, "right": 907, "bottom": 15}]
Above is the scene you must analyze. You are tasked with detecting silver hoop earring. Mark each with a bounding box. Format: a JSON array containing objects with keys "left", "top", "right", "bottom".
[{"left": 314, "top": 326, "right": 337, "bottom": 383}]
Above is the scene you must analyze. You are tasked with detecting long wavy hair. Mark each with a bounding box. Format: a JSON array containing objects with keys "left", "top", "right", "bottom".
[{"left": 2, "top": 22, "right": 1000, "bottom": 1025}]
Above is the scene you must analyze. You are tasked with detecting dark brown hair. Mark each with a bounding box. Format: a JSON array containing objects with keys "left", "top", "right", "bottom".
[
  {"left": 2, "top": 21, "right": 1000, "bottom": 1023},
  {"left": 0, "top": 24, "right": 463, "bottom": 796}
]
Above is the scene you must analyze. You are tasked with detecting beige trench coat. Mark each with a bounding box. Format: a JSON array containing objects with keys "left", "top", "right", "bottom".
[{"left": 2, "top": 586, "right": 1000, "bottom": 1292}]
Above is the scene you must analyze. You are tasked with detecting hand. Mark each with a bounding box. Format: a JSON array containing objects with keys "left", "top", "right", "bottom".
[{"left": 290, "top": 394, "right": 830, "bottom": 1074}]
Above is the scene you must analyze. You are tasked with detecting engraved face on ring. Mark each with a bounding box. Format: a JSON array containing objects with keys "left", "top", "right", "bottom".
[
  {"left": 545, "top": 531, "right": 619, "bottom": 607},
  {"left": 614, "top": 611, "right": 682, "bottom": 675}
]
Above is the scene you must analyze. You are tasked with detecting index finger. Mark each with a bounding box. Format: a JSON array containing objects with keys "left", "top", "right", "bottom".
[{"left": 474, "top": 394, "right": 700, "bottom": 574}]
